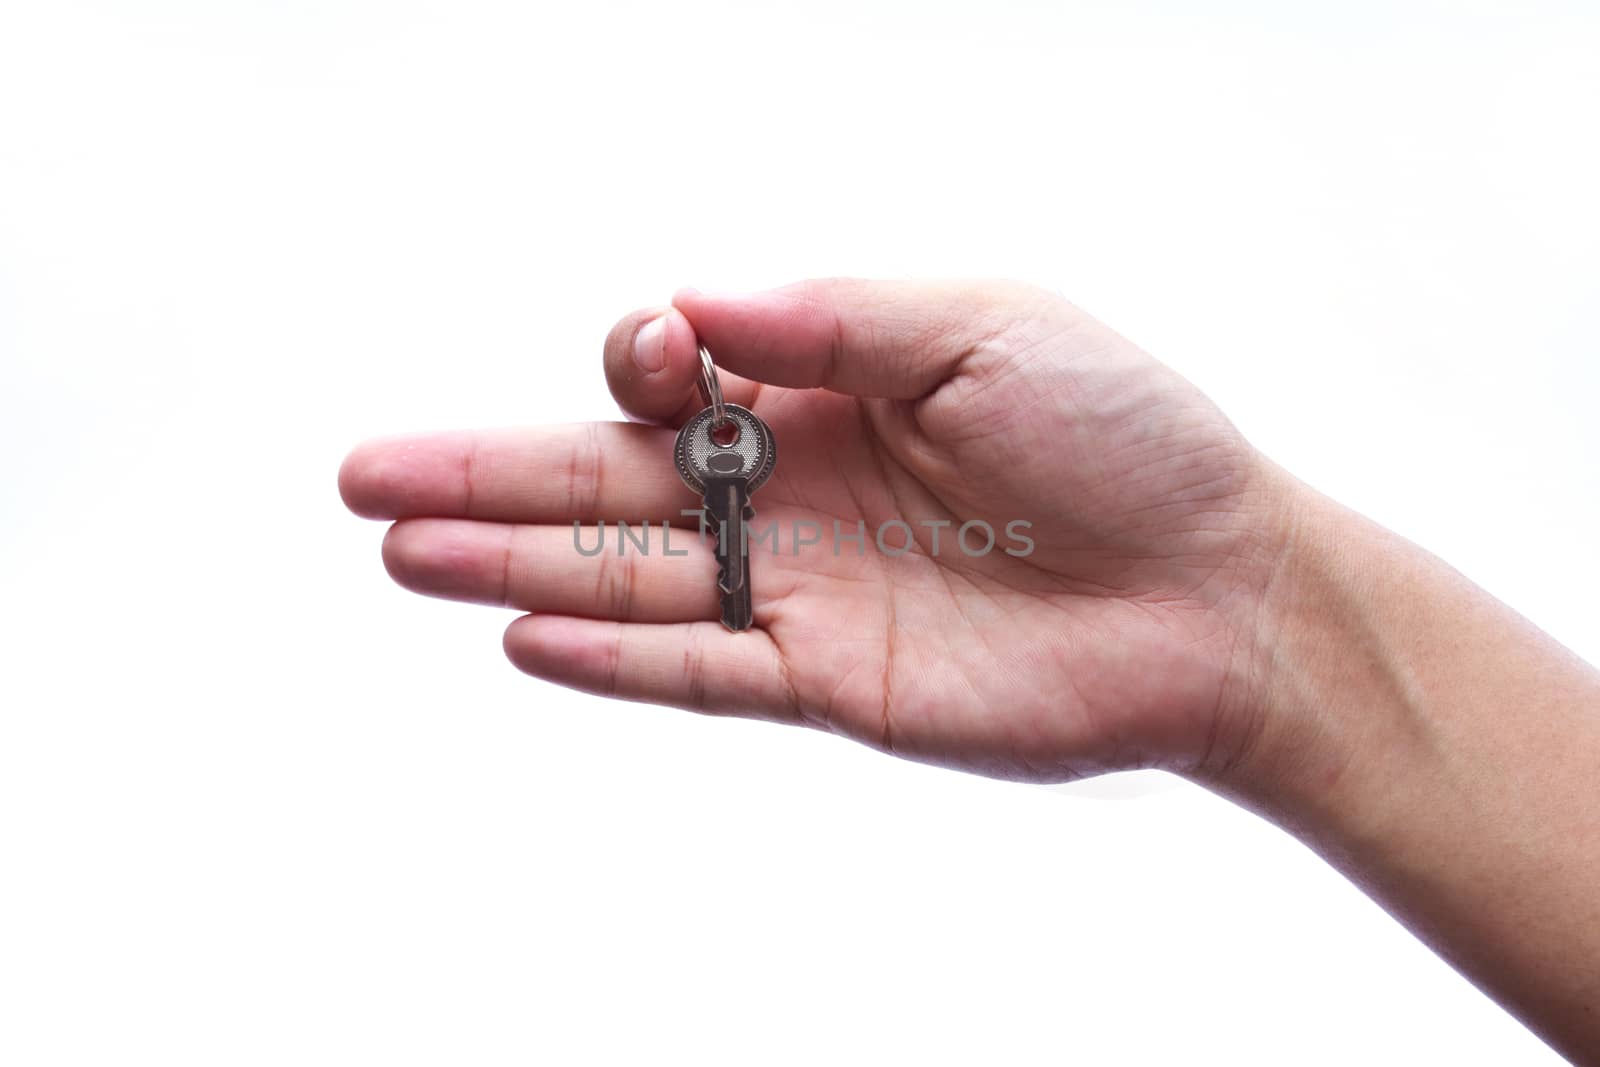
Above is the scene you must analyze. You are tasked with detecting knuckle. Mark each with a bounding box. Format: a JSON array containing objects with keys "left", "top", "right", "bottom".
[
  {"left": 683, "top": 627, "right": 710, "bottom": 710},
  {"left": 564, "top": 424, "right": 603, "bottom": 518},
  {"left": 592, "top": 542, "right": 638, "bottom": 619}
]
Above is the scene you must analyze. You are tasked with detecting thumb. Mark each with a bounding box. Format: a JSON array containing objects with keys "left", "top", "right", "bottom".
[{"left": 672, "top": 278, "right": 1062, "bottom": 399}]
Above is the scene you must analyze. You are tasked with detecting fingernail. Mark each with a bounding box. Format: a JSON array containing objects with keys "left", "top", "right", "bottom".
[{"left": 633, "top": 315, "right": 666, "bottom": 373}]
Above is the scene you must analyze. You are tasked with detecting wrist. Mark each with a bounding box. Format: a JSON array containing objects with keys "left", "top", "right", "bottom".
[
  {"left": 1200, "top": 466, "right": 1432, "bottom": 838},
  {"left": 1199, "top": 463, "right": 1600, "bottom": 1060}
]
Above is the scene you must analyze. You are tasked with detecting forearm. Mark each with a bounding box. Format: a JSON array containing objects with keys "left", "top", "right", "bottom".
[{"left": 1221, "top": 473, "right": 1600, "bottom": 1062}]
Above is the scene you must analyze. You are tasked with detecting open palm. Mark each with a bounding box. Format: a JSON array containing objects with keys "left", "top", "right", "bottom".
[{"left": 340, "top": 280, "right": 1287, "bottom": 782}]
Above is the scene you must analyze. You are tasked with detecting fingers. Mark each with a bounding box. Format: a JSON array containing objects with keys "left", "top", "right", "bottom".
[
  {"left": 671, "top": 278, "right": 1062, "bottom": 399},
  {"left": 386, "top": 518, "right": 799, "bottom": 722},
  {"left": 503, "top": 614, "right": 794, "bottom": 721},
  {"left": 339, "top": 422, "right": 700, "bottom": 523},
  {"left": 603, "top": 305, "right": 761, "bottom": 426},
  {"left": 382, "top": 518, "right": 719, "bottom": 622}
]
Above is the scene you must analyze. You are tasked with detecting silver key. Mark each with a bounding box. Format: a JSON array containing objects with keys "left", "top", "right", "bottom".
[{"left": 674, "top": 402, "right": 777, "bottom": 631}]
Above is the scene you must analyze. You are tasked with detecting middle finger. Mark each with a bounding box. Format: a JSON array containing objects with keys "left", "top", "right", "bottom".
[{"left": 383, "top": 517, "right": 723, "bottom": 622}]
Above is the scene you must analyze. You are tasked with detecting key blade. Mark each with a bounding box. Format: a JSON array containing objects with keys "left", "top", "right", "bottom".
[
  {"left": 719, "top": 481, "right": 746, "bottom": 595},
  {"left": 702, "top": 475, "right": 753, "bottom": 631},
  {"left": 721, "top": 594, "right": 753, "bottom": 632},
  {"left": 702, "top": 476, "right": 747, "bottom": 592}
]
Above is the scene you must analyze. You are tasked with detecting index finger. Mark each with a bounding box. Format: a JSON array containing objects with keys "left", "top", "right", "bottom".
[
  {"left": 671, "top": 279, "right": 1067, "bottom": 399},
  {"left": 338, "top": 422, "right": 701, "bottom": 523}
]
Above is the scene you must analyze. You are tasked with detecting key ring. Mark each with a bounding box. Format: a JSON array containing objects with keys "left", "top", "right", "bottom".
[{"left": 697, "top": 344, "right": 729, "bottom": 428}]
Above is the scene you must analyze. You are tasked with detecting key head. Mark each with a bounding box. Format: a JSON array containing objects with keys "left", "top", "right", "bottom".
[{"left": 674, "top": 403, "right": 777, "bottom": 496}]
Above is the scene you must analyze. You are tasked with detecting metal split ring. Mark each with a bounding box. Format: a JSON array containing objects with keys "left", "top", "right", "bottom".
[{"left": 696, "top": 344, "right": 729, "bottom": 428}]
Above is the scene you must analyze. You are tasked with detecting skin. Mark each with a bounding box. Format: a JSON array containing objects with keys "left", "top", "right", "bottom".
[{"left": 340, "top": 280, "right": 1600, "bottom": 1061}]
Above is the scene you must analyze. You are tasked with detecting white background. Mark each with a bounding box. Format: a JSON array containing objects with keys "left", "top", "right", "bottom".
[{"left": 2, "top": 1, "right": 1596, "bottom": 1063}]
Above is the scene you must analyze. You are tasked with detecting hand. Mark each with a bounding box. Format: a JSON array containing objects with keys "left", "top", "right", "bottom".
[
  {"left": 339, "top": 280, "right": 1291, "bottom": 782},
  {"left": 341, "top": 279, "right": 1600, "bottom": 1057}
]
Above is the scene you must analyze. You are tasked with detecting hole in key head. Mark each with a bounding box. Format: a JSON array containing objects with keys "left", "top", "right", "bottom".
[{"left": 709, "top": 420, "right": 740, "bottom": 447}]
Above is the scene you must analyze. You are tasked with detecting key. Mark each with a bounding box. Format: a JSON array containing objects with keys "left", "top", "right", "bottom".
[{"left": 674, "top": 402, "right": 777, "bottom": 632}]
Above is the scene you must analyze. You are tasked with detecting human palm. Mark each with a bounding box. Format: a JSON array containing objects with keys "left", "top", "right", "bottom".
[{"left": 341, "top": 280, "right": 1285, "bottom": 782}]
